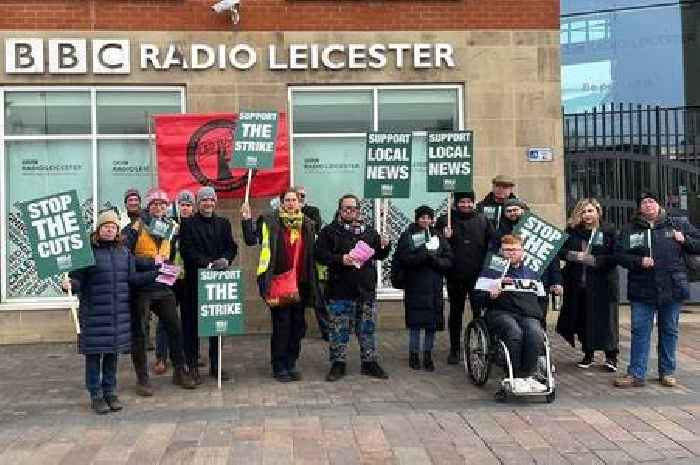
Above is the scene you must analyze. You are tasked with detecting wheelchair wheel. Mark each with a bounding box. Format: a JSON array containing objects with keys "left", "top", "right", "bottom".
[
  {"left": 546, "top": 388, "right": 556, "bottom": 403},
  {"left": 464, "top": 319, "right": 491, "bottom": 386}
]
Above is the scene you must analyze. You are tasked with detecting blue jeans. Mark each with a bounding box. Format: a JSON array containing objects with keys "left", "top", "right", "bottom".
[
  {"left": 628, "top": 301, "right": 681, "bottom": 380},
  {"left": 409, "top": 329, "right": 435, "bottom": 352},
  {"left": 85, "top": 353, "right": 118, "bottom": 400}
]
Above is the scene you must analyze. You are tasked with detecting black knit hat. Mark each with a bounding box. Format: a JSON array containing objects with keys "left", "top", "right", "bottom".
[
  {"left": 414, "top": 205, "right": 435, "bottom": 221},
  {"left": 638, "top": 192, "right": 659, "bottom": 206},
  {"left": 454, "top": 191, "right": 475, "bottom": 202}
]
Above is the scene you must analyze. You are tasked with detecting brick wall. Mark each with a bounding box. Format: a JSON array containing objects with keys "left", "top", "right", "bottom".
[{"left": 0, "top": 1, "right": 559, "bottom": 31}]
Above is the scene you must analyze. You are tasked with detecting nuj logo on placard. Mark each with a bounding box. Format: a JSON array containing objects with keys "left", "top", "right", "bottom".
[
  {"left": 215, "top": 320, "right": 229, "bottom": 333},
  {"left": 443, "top": 178, "right": 456, "bottom": 190},
  {"left": 381, "top": 184, "right": 393, "bottom": 196},
  {"left": 246, "top": 155, "right": 257, "bottom": 166}
]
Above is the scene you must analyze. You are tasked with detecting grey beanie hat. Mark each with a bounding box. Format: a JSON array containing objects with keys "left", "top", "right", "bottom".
[
  {"left": 196, "top": 186, "right": 217, "bottom": 203},
  {"left": 177, "top": 190, "right": 195, "bottom": 205}
]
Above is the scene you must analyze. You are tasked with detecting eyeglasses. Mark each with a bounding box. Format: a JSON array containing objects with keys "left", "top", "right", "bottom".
[
  {"left": 502, "top": 247, "right": 521, "bottom": 253},
  {"left": 341, "top": 206, "right": 359, "bottom": 211},
  {"left": 505, "top": 208, "right": 521, "bottom": 214}
]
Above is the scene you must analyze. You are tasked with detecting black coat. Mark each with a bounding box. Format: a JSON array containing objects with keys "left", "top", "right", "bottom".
[
  {"left": 315, "top": 220, "right": 391, "bottom": 300},
  {"left": 301, "top": 205, "right": 322, "bottom": 234},
  {"left": 615, "top": 211, "right": 700, "bottom": 306},
  {"left": 556, "top": 224, "right": 619, "bottom": 351},
  {"left": 435, "top": 210, "right": 493, "bottom": 283},
  {"left": 395, "top": 224, "right": 453, "bottom": 330},
  {"left": 70, "top": 239, "right": 156, "bottom": 355}
]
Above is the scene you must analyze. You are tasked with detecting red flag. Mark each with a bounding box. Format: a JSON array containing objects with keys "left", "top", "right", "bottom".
[{"left": 155, "top": 113, "right": 289, "bottom": 200}]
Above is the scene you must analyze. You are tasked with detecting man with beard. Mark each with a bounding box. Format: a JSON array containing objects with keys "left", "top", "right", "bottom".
[
  {"left": 179, "top": 186, "right": 238, "bottom": 383},
  {"left": 315, "top": 194, "right": 392, "bottom": 381},
  {"left": 436, "top": 191, "right": 493, "bottom": 364},
  {"left": 124, "top": 188, "right": 196, "bottom": 395},
  {"left": 476, "top": 175, "right": 518, "bottom": 230}
]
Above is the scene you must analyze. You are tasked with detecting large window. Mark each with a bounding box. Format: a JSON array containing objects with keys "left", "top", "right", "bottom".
[
  {"left": 0, "top": 87, "right": 184, "bottom": 301},
  {"left": 289, "top": 85, "right": 463, "bottom": 294}
]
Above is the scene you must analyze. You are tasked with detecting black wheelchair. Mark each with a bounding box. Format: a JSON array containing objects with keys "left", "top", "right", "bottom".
[{"left": 463, "top": 309, "right": 556, "bottom": 403}]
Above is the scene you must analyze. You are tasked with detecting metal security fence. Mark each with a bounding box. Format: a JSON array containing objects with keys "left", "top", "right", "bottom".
[{"left": 564, "top": 103, "right": 700, "bottom": 230}]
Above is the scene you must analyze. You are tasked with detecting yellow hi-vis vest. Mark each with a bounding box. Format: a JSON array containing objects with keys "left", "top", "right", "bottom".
[
  {"left": 133, "top": 220, "right": 171, "bottom": 260},
  {"left": 256, "top": 222, "right": 271, "bottom": 276}
]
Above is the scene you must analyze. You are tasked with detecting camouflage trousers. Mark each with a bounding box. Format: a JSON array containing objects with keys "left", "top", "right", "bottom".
[{"left": 327, "top": 298, "right": 378, "bottom": 363}]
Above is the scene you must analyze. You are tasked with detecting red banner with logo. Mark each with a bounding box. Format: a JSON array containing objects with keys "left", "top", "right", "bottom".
[{"left": 154, "top": 113, "right": 289, "bottom": 200}]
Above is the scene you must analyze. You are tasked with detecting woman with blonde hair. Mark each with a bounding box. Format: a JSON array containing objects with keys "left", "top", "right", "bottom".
[{"left": 556, "top": 198, "right": 620, "bottom": 371}]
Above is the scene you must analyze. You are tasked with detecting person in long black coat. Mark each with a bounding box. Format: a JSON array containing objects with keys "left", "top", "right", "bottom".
[
  {"left": 556, "top": 198, "right": 620, "bottom": 372},
  {"left": 63, "top": 210, "right": 156, "bottom": 414},
  {"left": 395, "top": 206, "right": 453, "bottom": 371}
]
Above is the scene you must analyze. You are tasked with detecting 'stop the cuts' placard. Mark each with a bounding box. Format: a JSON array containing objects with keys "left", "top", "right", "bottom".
[
  {"left": 364, "top": 132, "right": 412, "bottom": 199},
  {"left": 426, "top": 130, "right": 473, "bottom": 192},
  {"left": 19, "top": 190, "right": 94, "bottom": 279},
  {"left": 231, "top": 111, "right": 279, "bottom": 169},
  {"left": 512, "top": 212, "right": 568, "bottom": 277}
]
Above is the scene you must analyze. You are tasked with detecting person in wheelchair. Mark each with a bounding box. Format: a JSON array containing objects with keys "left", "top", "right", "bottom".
[{"left": 481, "top": 234, "right": 548, "bottom": 392}]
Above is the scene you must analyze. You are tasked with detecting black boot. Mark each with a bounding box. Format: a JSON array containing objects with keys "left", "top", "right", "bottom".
[
  {"left": 409, "top": 352, "right": 420, "bottom": 370},
  {"left": 91, "top": 398, "right": 110, "bottom": 415},
  {"left": 423, "top": 351, "right": 435, "bottom": 372},
  {"left": 361, "top": 361, "right": 389, "bottom": 379},
  {"left": 173, "top": 366, "right": 197, "bottom": 389},
  {"left": 447, "top": 348, "right": 459, "bottom": 365},
  {"left": 326, "top": 362, "right": 346, "bottom": 382},
  {"left": 104, "top": 395, "right": 123, "bottom": 412}
]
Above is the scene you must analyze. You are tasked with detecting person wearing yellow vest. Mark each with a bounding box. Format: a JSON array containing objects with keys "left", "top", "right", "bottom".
[
  {"left": 123, "top": 187, "right": 196, "bottom": 395},
  {"left": 241, "top": 188, "right": 319, "bottom": 382}
]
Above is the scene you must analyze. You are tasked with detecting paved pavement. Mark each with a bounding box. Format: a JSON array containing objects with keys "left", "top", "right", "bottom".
[{"left": 1, "top": 309, "right": 700, "bottom": 465}]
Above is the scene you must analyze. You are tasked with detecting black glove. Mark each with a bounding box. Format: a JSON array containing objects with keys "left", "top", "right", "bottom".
[{"left": 211, "top": 258, "right": 229, "bottom": 270}]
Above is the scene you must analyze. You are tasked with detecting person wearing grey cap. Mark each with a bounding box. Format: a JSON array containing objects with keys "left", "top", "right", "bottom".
[
  {"left": 179, "top": 186, "right": 238, "bottom": 382},
  {"left": 476, "top": 174, "right": 518, "bottom": 230}
]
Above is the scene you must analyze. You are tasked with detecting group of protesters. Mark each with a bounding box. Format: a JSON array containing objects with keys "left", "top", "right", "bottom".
[{"left": 65, "top": 173, "right": 700, "bottom": 414}]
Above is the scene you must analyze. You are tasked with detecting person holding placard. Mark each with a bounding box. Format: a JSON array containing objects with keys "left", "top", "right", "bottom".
[
  {"left": 491, "top": 198, "right": 563, "bottom": 326},
  {"left": 124, "top": 188, "right": 196, "bottom": 395},
  {"left": 62, "top": 210, "right": 158, "bottom": 414},
  {"left": 179, "top": 186, "right": 238, "bottom": 383},
  {"left": 394, "top": 206, "right": 453, "bottom": 371},
  {"left": 555, "top": 199, "right": 619, "bottom": 372},
  {"left": 316, "top": 194, "right": 392, "bottom": 382},
  {"left": 476, "top": 175, "right": 518, "bottom": 230},
  {"left": 241, "top": 188, "right": 318, "bottom": 382},
  {"left": 435, "top": 191, "right": 493, "bottom": 365},
  {"left": 614, "top": 193, "right": 700, "bottom": 388}
]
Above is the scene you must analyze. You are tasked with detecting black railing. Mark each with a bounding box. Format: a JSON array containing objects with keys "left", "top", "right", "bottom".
[{"left": 563, "top": 103, "right": 700, "bottom": 229}]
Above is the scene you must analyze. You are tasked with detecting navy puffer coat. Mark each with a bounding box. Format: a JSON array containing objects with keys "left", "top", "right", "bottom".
[
  {"left": 70, "top": 239, "right": 156, "bottom": 355},
  {"left": 615, "top": 211, "right": 700, "bottom": 306}
]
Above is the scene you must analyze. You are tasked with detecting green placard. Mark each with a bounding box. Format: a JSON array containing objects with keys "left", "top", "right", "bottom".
[
  {"left": 512, "top": 211, "right": 569, "bottom": 278},
  {"left": 198, "top": 269, "right": 245, "bottom": 337},
  {"left": 231, "top": 111, "right": 279, "bottom": 169},
  {"left": 426, "top": 131, "right": 474, "bottom": 192},
  {"left": 19, "top": 190, "right": 94, "bottom": 279},
  {"left": 364, "top": 132, "right": 412, "bottom": 198}
]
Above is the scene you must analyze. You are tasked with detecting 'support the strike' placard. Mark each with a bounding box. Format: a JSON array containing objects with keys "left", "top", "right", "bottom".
[
  {"left": 19, "top": 190, "right": 94, "bottom": 279},
  {"left": 231, "top": 111, "right": 279, "bottom": 169},
  {"left": 512, "top": 212, "right": 569, "bottom": 277},
  {"left": 198, "top": 269, "right": 245, "bottom": 337},
  {"left": 364, "top": 132, "right": 412, "bottom": 198},
  {"left": 426, "top": 130, "right": 473, "bottom": 192}
]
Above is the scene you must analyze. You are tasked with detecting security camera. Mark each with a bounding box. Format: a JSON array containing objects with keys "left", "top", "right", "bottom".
[{"left": 212, "top": 0, "right": 241, "bottom": 25}]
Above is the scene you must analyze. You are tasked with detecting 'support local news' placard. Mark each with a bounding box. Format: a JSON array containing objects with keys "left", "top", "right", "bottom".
[
  {"left": 231, "top": 111, "right": 279, "bottom": 169},
  {"left": 426, "top": 130, "right": 473, "bottom": 192},
  {"left": 364, "top": 132, "right": 412, "bottom": 198},
  {"left": 512, "top": 212, "right": 568, "bottom": 277},
  {"left": 19, "top": 190, "right": 94, "bottom": 279},
  {"left": 198, "top": 269, "right": 245, "bottom": 337}
]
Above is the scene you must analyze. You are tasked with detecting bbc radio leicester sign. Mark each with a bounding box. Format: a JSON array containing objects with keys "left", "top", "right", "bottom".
[{"left": 4, "top": 39, "right": 456, "bottom": 74}]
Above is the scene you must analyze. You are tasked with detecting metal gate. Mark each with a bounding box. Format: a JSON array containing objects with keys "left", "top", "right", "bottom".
[{"left": 563, "top": 104, "right": 700, "bottom": 229}]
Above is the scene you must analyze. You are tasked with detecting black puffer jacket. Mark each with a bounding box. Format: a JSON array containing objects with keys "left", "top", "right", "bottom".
[
  {"left": 435, "top": 210, "right": 493, "bottom": 283},
  {"left": 69, "top": 239, "right": 156, "bottom": 354},
  {"left": 315, "top": 220, "right": 391, "bottom": 300},
  {"left": 395, "top": 224, "right": 453, "bottom": 330},
  {"left": 616, "top": 211, "right": 700, "bottom": 306}
]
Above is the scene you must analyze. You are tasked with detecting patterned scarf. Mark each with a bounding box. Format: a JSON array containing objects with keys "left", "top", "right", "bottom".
[{"left": 279, "top": 211, "right": 304, "bottom": 244}]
